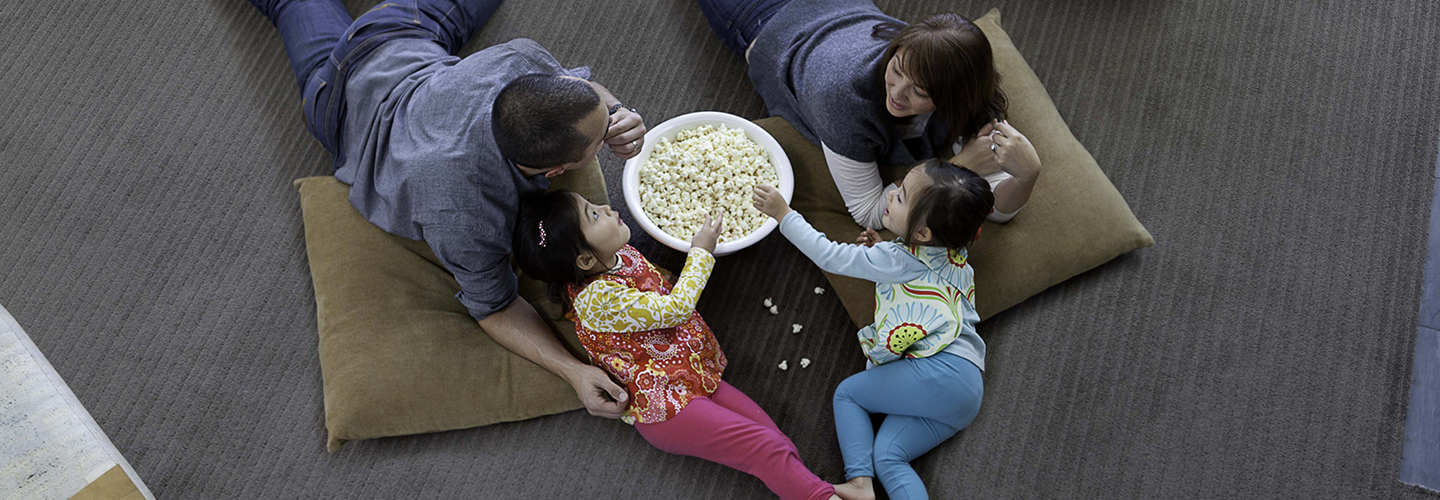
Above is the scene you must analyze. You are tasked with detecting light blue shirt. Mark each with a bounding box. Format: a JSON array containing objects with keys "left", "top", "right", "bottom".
[{"left": 778, "top": 211, "right": 985, "bottom": 370}]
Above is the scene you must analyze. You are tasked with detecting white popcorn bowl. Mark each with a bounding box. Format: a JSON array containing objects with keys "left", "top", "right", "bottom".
[{"left": 622, "top": 111, "right": 794, "bottom": 257}]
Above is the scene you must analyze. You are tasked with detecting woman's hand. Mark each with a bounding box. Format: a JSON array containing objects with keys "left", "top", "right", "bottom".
[
  {"left": 751, "top": 185, "right": 792, "bottom": 220},
  {"left": 605, "top": 107, "right": 646, "bottom": 160},
  {"left": 690, "top": 211, "right": 724, "bottom": 253},
  {"left": 987, "top": 120, "right": 1041, "bottom": 181},
  {"left": 954, "top": 123, "right": 1000, "bottom": 170}
]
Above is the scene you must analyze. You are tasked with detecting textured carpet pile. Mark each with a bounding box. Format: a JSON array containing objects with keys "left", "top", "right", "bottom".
[{"left": 1, "top": 1, "right": 1436, "bottom": 498}]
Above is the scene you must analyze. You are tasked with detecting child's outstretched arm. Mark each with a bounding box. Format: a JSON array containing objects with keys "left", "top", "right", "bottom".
[
  {"left": 752, "top": 186, "right": 926, "bottom": 284},
  {"left": 572, "top": 214, "right": 723, "bottom": 333}
]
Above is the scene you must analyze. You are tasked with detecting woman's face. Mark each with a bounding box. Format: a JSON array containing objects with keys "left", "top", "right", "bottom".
[
  {"left": 883, "top": 50, "right": 937, "bottom": 117},
  {"left": 576, "top": 194, "right": 631, "bottom": 267}
]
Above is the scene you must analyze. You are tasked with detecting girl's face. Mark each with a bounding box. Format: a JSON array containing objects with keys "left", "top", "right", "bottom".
[
  {"left": 883, "top": 50, "right": 937, "bottom": 118},
  {"left": 575, "top": 194, "right": 630, "bottom": 269},
  {"left": 882, "top": 167, "right": 934, "bottom": 241}
]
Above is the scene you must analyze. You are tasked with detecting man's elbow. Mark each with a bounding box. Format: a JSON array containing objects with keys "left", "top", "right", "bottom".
[{"left": 469, "top": 293, "right": 521, "bottom": 327}]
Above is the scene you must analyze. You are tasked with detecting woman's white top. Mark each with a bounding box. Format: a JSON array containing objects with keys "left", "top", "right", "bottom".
[{"left": 821, "top": 113, "right": 1019, "bottom": 229}]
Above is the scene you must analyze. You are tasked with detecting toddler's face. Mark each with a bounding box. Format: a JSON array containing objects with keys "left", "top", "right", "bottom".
[
  {"left": 574, "top": 194, "right": 631, "bottom": 259},
  {"left": 881, "top": 167, "right": 933, "bottom": 238}
]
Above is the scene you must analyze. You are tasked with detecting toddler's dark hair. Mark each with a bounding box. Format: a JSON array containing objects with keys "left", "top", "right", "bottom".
[
  {"left": 513, "top": 190, "right": 596, "bottom": 309},
  {"left": 904, "top": 159, "right": 995, "bottom": 250}
]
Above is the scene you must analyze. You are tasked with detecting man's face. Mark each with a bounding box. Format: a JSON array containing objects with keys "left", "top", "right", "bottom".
[{"left": 551, "top": 102, "right": 611, "bottom": 175}]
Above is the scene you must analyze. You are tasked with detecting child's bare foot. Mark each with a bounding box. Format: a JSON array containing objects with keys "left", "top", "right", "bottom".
[{"left": 833, "top": 476, "right": 875, "bottom": 500}]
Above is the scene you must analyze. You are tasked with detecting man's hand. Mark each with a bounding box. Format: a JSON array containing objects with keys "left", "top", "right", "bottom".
[
  {"left": 579, "top": 79, "right": 647, "bottom": 160},
  {"left": 751, "top": 185, "right": 792, "bottom": 220},
  {"left": 476, "top": 297, "right": 629, "bottom": 419},
  {"left": 566, "top": 364, "right": 629, "bottom": 419},
  {"left": 855, "top": 228, "right": 881, "bottom": 247},
  {"left": 605, "top": 107, "right": 646, "bottom": 160},
  {"left": 690, "top": 211, "right": 724, "bottom": 253}
]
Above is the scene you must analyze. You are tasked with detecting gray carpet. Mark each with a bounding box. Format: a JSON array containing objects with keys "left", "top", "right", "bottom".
[{"left": 2, "top": 0, "right": 1437, "bottom": 498}]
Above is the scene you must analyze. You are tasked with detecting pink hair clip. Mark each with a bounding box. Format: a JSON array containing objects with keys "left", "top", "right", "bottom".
[{"left": 538, "top": 221, "right": 548, "bottom": 247}]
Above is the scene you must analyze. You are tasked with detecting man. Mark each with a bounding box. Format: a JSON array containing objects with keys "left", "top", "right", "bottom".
[{"left": 250, "top": 0, "right": 646, "bottom": 418}]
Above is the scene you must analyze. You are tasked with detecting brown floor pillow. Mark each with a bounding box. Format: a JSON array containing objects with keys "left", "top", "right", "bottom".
[
  {"left": 763, "top": 8, "right": 1154, "bottom": 325},
  {"left": 295, "top": 157, "right": 607, "bottom": 451}
]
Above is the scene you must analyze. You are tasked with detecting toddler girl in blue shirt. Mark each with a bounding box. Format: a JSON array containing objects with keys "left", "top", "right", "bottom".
[{"left": 753, "top": 158, "right": 995, "bottom": 500}]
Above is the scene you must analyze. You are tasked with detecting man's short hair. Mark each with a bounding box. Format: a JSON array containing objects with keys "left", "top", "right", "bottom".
[{"left": 491, "top": 74, "right": 601, "bottom": 167}]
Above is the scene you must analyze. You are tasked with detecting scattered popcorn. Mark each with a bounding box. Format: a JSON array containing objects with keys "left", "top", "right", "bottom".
[
  {"left": 639, "top": 125, "right": 781, "bottom": 243},
  {"left": 791, "top": 324, "right": 803, "bottom": 334},
  {"left": 769, "top": 305, "right": 778, "bottom": 315},
  {"left": 763, "top": 298, "right": 773, "bottom": 308},
  {"left": 778, "top": 360, "right": 788, "bottom": 371},
  {"left": 814, "top": 287, "right": 825, "bottom": 295},
  {"left": 800, "top": 358, "right": 811, "bottom": 369}
]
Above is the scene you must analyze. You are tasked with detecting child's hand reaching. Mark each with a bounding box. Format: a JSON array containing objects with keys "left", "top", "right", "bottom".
[
  {"left": 751, "top": 185, "right": 792, "bottom": 220},
  {"left": 855, "top": 228, "right": 881, "bottom": 247},
  {"left": 690, "top": 211, "right": 724, "bottom": 253}
]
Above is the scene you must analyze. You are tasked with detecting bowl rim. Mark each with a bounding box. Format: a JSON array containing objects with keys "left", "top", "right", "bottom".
[{"left": 622, "top": 111, "right": 794, "bottom": 256}]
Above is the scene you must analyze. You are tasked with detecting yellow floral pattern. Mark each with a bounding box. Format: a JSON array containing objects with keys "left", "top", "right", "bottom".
[{"left": 572, "top": 248, "right": 715, "bottom": 333}]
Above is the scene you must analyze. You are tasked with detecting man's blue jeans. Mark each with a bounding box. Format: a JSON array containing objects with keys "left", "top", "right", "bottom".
[
  {"left": 696, "top": 0, "right": 794, "bottom": 54},
  {"left": 248, "top": 0, "right": 502, "bottom": 166}
]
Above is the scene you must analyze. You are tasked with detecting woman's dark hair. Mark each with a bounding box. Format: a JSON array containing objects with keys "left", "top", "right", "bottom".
[
  {"left": 492, "top": 74, "right": 601, "bottom": 167},
  {"left": 903, "top": 159, "right": 995, "bottom": 250},
  {"left": 874, "top": 13, "right": 1008, "bottom": 149},
  {"left": 513, "top": 190, "right": 597, "bottom": 309}
]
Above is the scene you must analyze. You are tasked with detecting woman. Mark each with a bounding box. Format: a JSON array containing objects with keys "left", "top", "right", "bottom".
[{"left": 698, "top": 0, "right": 1041, "bottom": 229}]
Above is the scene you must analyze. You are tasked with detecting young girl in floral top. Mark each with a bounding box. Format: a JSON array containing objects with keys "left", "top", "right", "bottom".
[
  {"left": 514, "top": 190, "right": 840, "bottom": 500},
  {"left": 754, "top": 156, "right": 1012, "bottom": 500}
]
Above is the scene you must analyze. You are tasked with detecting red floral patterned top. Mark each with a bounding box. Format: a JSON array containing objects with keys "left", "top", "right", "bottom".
[{"left": 565, "top": 245, "right": 727, "bottom": 424}]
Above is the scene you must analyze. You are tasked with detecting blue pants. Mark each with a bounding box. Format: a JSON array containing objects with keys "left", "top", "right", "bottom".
[
  {"left": 696, "top": 0, "right": 795, "bottom": 54},
  {"left": 833, "top": 352, "right": 984, "bottom": 500},
  {"left": 248, "top": 0, "right": 502, "bottom": 163}
]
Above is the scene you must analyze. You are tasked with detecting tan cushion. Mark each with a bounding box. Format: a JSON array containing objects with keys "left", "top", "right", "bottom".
[
  {"left": 294, "top": 158, "right": 608, "bottom": 451},
  {"left": 760, "top": 8, "right": 1154, "bottom": 324}
]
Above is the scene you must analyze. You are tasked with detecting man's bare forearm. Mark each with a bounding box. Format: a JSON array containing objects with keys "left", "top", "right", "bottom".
[{"left": 477, "top": 296, "right": 585, "bottom": 382}]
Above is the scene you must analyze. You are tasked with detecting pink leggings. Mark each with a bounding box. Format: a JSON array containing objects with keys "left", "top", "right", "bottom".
[{"left": 634, "top": 381, "right": 835, "bottom": 500}]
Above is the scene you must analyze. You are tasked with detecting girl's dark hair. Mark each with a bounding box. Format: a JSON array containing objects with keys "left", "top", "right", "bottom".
[
  {"left": 903, "top": 159, "right": 995, "bottom": 250},
  {"left": 874, "top": 13, "right": 1008, "bottom": 149},
  {"left": 513, "top": 190, "right": 597, "bottom": 309}
]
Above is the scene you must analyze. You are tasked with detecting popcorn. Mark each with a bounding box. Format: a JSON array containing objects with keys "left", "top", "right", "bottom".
[
  {"left": 791, "top": 324, "right": 802, "bottom": 334},
  {"left": 763, "top": 298, "right": 773, "bottom": 307},
  {"left": 814, "top": 287, "right": 825, "bottom": 295},
  {"left": 769, "top": 305, "right": 778, "bottom": 315},
  {"left": 639, "top": 125, "right": 780, "bottom": 243},
  {"left": 778, "top": 360, "right": 788, "bottom": 371},
  {"left": 800, "top": 358, "right": 811, "bottom": 369}
]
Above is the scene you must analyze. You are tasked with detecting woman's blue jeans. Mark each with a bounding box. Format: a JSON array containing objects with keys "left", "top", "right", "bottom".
[
  {"left": 247, "top": 0, "right": 502, "bottom": 164},
  {"left": 696, "top": 0, "right": 794, "bottom": 54}
]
